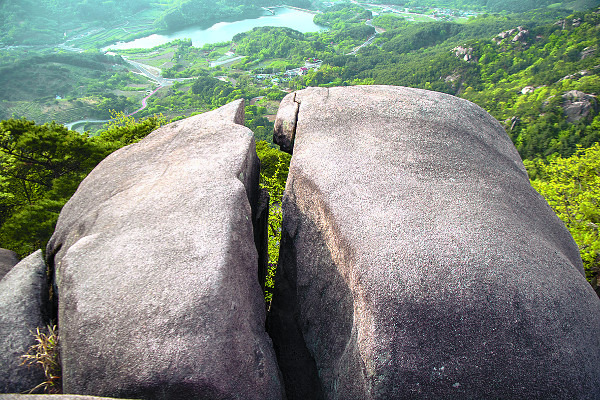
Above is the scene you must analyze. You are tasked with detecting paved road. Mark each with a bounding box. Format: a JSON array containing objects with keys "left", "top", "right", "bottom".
[
  {"left": 209, "top": 55, "right": 246, "bottom": 68},
  {"left": 346, "top": 32, "right": 377, "bottom": 55},
  {"left": 127, "top": 86, "right": 162, "bottom": 116},
  {"left": 124, "top": 57, "right": 171, "bottom": 86},
  {"left": 65, "top": 57, "right": 197, "bottom": 129},
  {"left": 65, "top": 119, "right": 111, "bottom": 130},
  {"left": 346, "top": 19, "right": 381, "bottom": 55}
]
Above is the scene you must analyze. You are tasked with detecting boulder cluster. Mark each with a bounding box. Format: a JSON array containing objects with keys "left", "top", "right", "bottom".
[
  {"left": 493, "top": 26, "right": 529, "bottom": 44},
  {"left": 1, "top": 87, "right": 599, "bottom": 399}
]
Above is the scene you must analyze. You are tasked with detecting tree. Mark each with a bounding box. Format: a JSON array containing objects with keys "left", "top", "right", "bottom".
[
  {"left": 0, "top": 119, "right": 104, "bottom": 210},
  {"left": 256, "top": 141, "right": 291, "bottom": 305},
  {"left": 0, "top": 115, "right": 166, "bottom": 256},
  {"left": 527, "top": 143, "right": 600, "bottom": 295}
]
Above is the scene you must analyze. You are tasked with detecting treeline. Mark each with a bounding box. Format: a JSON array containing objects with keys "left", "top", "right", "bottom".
[
  {"left": 233, "top": 5, "right": 376, "bottom": 64},
  {"left": 0, "top": 53, "right": 124, "bottom": 102},
  {"left": 313, "top": 3, "right": 372, "bottom": 27}
]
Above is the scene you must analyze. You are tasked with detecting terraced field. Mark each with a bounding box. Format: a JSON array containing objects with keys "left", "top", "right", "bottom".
[
  {"left": 73, "top": 9, "right": 162, "bottom": 50},
  {"left": 1, "top": 101, "right": 99, "bottom": 125}
]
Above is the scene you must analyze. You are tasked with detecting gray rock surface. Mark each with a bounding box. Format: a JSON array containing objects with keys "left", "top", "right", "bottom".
[
  {"left": 0, "top": 250, "right": 47, "bottom": 394},
  {"left": 562, "top": 90, "right": 597, "bottom": 123},
  {"left": 268, "top": 86, "right": 600, "bottom": 399},
  {"left": 0, "top": 249, "right": 19, "bottom": 281},
  {"left": 47, "top": 100, "right": 283, "bottom": 400}
]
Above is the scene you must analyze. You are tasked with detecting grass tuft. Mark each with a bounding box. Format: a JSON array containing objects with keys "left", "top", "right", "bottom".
[{"left": 21, "top": 324, "right": 62, "bottom": 394}]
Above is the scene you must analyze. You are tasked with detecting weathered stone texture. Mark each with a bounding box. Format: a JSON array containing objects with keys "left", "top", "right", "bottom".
[
  {"left": 0, "top": 248, "right": 19, "bottom": 281},
  {"left": 562, "top": 90, "right": 597, "bottom": 123},
  {"left": 0, "top": 250, "right": 47, "bottom": 393},
  {"left": 47, "top": 100, "right": 283, "bottom": 400},
  {"left": 268, "top": 86, "right": 600, "bottom": 399}
]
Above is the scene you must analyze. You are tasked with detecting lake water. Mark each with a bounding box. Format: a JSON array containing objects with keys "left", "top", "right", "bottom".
[{"left": 104, "top": 7, "right": 324, "bottom": 50}]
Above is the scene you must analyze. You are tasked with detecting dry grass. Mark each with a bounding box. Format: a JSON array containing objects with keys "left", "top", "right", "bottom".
[{"left": 21, "top": 324, "right": 62, "bottom": 394}]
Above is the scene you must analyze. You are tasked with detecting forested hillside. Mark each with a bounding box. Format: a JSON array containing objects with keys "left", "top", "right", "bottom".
[
  {"left": 321, "top": 9, "right": 600, "bottom": 160},
  {"left": 0, "top": 0, "right": 314, "bottom": 45}
]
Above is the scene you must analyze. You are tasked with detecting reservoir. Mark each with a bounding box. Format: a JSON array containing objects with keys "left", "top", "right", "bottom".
[{"left": 105, "top": 7, "right": 324, "bottom": 50}]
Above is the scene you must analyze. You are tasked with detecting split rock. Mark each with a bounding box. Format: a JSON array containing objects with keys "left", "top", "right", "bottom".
[
  {"left": 47, "top": 100, "right": 283, "bottom": 400},
  {"left": 268, "top": 86, "right": 600, "bottom": 399}
]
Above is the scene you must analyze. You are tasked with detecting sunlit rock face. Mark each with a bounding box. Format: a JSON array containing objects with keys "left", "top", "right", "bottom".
[
  {"left": 47, "top": 100, "right": 283, "bottom": 400},
  {"left": 0, "top": 250, "right": 47, "bottom": 394},
  {"left": 268, "top": 85, "right": 600, "bottom": 400}
]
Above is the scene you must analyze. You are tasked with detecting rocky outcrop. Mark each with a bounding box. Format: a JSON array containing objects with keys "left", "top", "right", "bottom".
[
  {"left": 494, "top": 26, "right": 529, "bottom": 44},
  {"left": 0, "top": 248, "right": 19, "bottom": 281},
  {"left": 562, "top": 90, "right": 597, "bottom": 123},
  {"left": 520, "top": 85, "right": 535, "bottom": 94},
  {"left": 581, "top": 46, "right": 596, "bottom": 60},
  {"left": 268, "top": 86, "right": 600, "bottom": 399},
  {"left": 46, "top": 100, "right": 283, "bottom": 399},
  {"left": 0, "top": 250, "right": 47, "bottom": 394},
  {"left": 452, "top": 46, "right": 475, "bottom": 62}
]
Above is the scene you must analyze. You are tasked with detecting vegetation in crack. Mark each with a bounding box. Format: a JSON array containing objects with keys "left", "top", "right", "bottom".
[{"left": 256, "top": 141, "right": 291, "bottom": 306}]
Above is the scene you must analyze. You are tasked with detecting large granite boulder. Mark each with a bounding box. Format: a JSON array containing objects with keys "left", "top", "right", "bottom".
[
  {"left": 0, "top": 250, "right": 47, "bottom": 393},
  {"left": 268, "top": 86, "right": 600, "bottom": 399},
  {"left": 0, "top": 248, "right": 19, "bottom": 281},
  {"left": 46, "top": 100, "right": 283, "bottom": 400}
]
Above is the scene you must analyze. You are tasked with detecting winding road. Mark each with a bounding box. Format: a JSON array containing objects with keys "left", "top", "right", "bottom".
[
  {"left": 346, "top": 19, "right": 382, "bottom": 56},
  {"left": 66, "top": 57, "right": 195, "bottom": 130}
]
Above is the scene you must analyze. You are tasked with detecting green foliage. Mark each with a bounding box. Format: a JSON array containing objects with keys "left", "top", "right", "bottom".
[
  {"left": 460, "top": 9, "right": 600, "bottom": 159},
  {"left": 527, "top": 143, "right": 600, "bottom": 290},
  {"left": 372, "top": 14, "right": 408, "bottom": 31},
  {"left": 98, "top": 111, "right": 167, "bottom": 148},
  {"left": 245, "top": 105, "right": 274, "bottom": 143},
  {"left": 192, "top": 73, "right": 235, "bottom": 103},
  {"left": 313, "top": 3, "right": 372, "bottom": 27},
  {"left": 235, "top": 27, "right": 310, "bottom": 61},
  {"left": 0, "top": 115, "right": 166, "bottom": 256},
  {"left": 0, "top": 53, "right": 124, "bottom": 102},
  {"left": 0, "top": 119, "right": 103, "bottom": 255},
  {"left": 381, "top": 21, "right": 464, "bottom": 53},
  {"left": 256, "top": 141, "right": 291, "bottom": 305}
]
